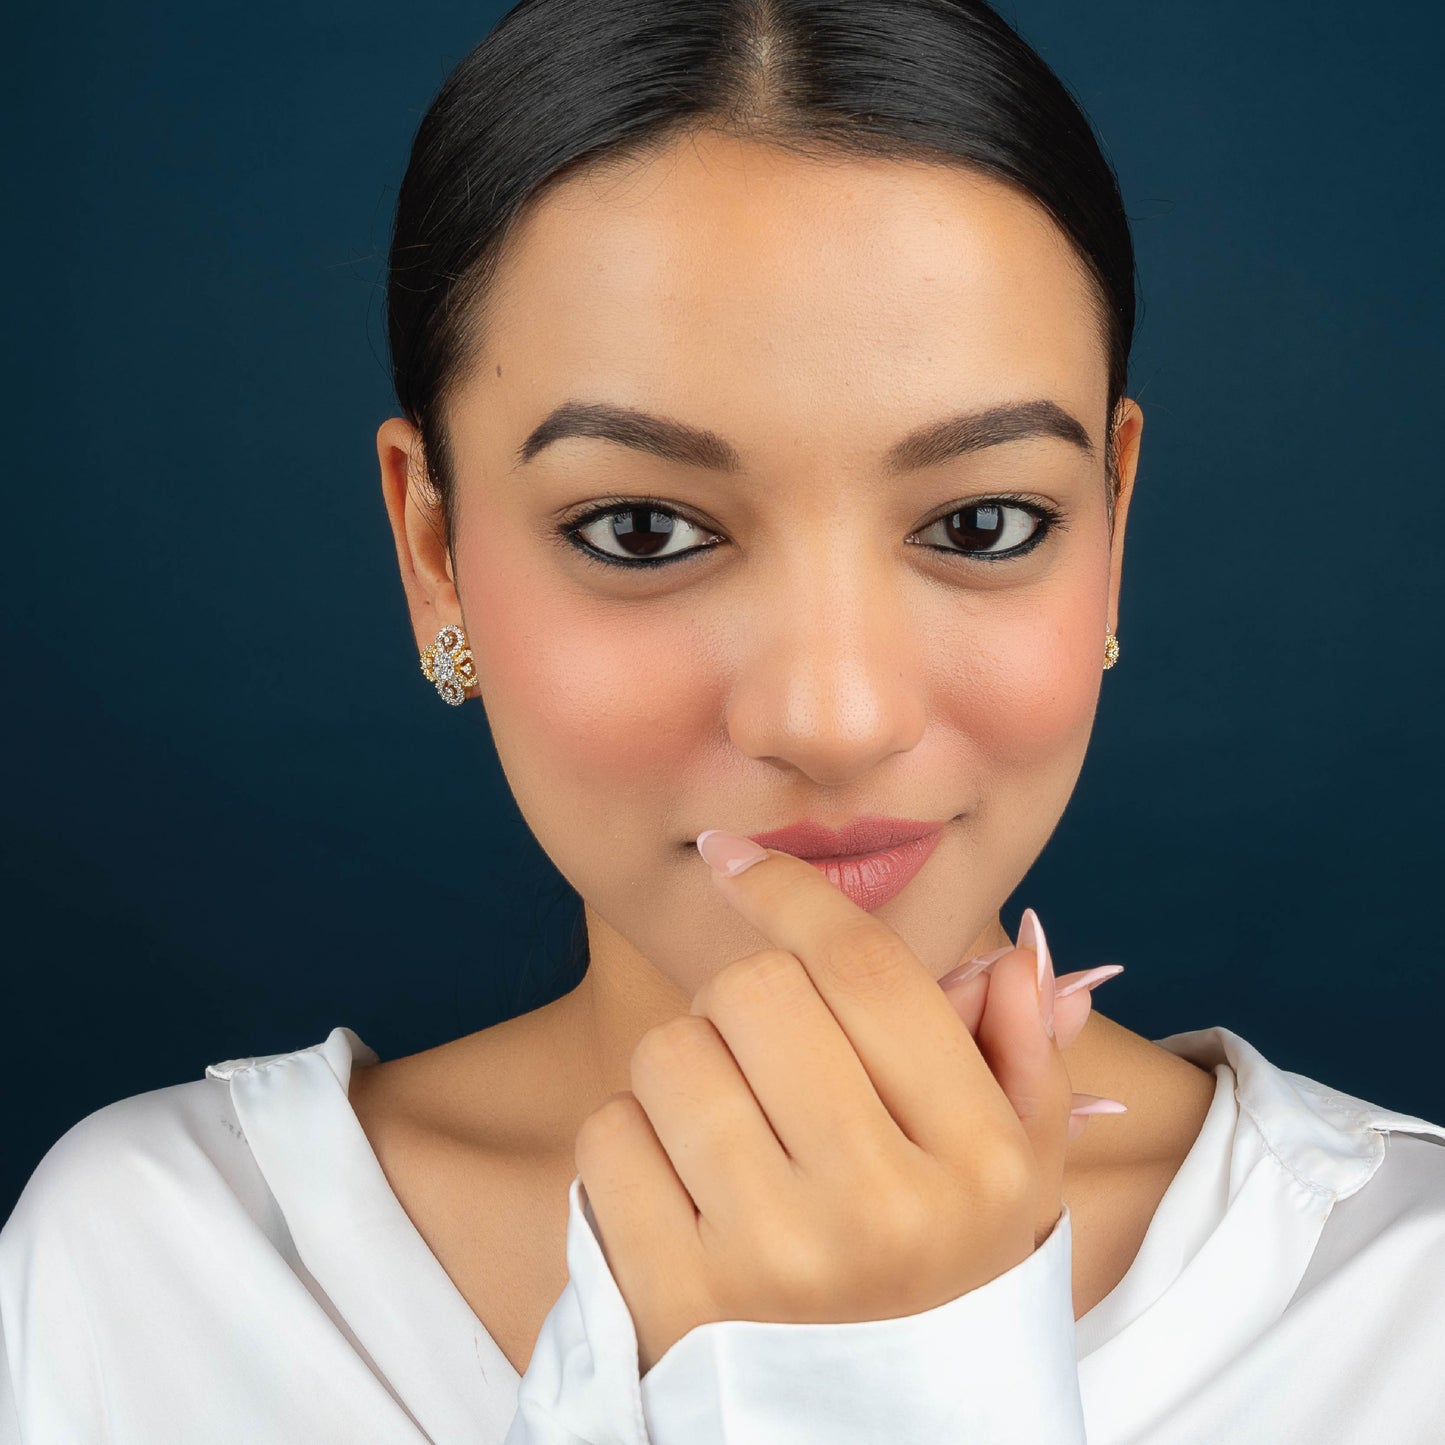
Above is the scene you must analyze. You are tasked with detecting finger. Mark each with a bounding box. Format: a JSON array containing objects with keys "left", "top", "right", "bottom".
[
  {"left": 1052, "top": 962, "right": 1124, "bottom": 1048},
  {"left": 1052, "top": 985, "right": 1092, "bottom": 1050},
  {"left": 940, "top": 955, "right": 1121, "bottom": 1044},
  {"left": 628, "top": 1013, "right": 797, "bottom": 1228},
  {"left": 937, "top": 943, "right": 1014, "bottom": 1035},
  {"left": 689, "top": 950, "right": 903, "bottom": 1184},
  {"left": 940, "top": 953, "right": 1119, "bottom": 1147},
  {"left": 939, "top": 965, "right": 991, "bottom": 1036},
  {"left": 695, "top": 831, "right": 1018, "bottom": 1159},
  {"left": 971, "top": 913, "right": 1072, "bottom": 1245},
  {"left": 574, "top": 1091, "right": 700, "bottom": 1299}
]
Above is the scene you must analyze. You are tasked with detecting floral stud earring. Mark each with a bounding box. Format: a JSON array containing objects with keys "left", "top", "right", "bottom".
[{"left": 419, "top": 622, "right": 479, "bottom": 706}]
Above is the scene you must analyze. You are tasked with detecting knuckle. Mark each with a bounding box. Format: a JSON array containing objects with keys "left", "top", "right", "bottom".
[
  {"left": 816, "top": 920, "right": 906, "bottom": 994},
  {"left": 707, "top": 949, "right": 808, "bottom": 1015},
  {"left": 574, "top": 1091, "right": 644, "bottom": 1164},
  {"left": 966, "top": 1135, "right": 1037, "bottom": 1211},
  {"left": 836, "top": 1123, "right": 906, "bottom": 1187},
  {"left": 1005, "top": 1082, "right": 1054, "bottom": 1130},
  {"left": 871, "top": 1178, "right": 938, "bottom": 1256},
  {"left": 630, "top": 1015, "right": 717, "bottom": 1085},
  {"left": 758, "top": 1223, "right": 833, "bottom": 1305}
]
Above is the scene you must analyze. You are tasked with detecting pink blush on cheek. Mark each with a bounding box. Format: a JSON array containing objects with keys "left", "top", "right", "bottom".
[
  {"left": 460, "top": 550, "right": 708, "bottom": 795},
  {"left": 953, "top": 617, "right": 1104, "bottom": 769}
]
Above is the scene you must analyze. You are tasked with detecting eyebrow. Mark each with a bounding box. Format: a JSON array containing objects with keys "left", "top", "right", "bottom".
[{"left": 513, "top": 396, "right": 1095, "bottom": 475}]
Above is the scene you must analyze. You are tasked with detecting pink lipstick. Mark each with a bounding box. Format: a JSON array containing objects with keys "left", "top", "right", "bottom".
[{"left": 745, "top": 814, "right": 953, "bottom": 911}]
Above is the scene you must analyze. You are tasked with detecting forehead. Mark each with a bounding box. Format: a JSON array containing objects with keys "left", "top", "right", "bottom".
[{"left": 466, "top": 132, "right": 1107, "bottom": 464}]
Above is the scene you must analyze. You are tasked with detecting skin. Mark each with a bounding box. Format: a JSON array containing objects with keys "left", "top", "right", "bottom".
[
  {"left": 372, "top": 130, "right": 1218, "bottom": 1364},
  {"left": 583, "top": 849, "right": 1083, "bottom": 1374}
]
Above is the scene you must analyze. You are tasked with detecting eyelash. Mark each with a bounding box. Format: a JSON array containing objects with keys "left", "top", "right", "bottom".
[{"left": 554, "top": 491, "right": 1068, "bottom": 571}]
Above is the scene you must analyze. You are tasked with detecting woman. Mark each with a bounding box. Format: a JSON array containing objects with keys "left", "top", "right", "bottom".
[{"left": 3, "top": 1, "right": 1443, "bottom": 1440}]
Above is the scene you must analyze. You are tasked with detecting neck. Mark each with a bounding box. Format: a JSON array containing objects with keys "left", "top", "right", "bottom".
[{"left": 526, "top": 953, "right": 1216, "bottom": 1180}]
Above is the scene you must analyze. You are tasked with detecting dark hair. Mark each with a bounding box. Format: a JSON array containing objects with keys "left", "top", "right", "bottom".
[{"left": 384, "top": 0, "right": 1139, "bottom": 1001}]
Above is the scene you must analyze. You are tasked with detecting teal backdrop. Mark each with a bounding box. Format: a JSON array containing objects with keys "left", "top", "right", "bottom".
[{"left": 4, "top": 1, "right": 1443, "bottom": 1221}]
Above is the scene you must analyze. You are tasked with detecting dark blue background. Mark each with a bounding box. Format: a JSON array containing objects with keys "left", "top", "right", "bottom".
[{"left": 5, "top": 1, "right": 1443, "bottom": 1222}]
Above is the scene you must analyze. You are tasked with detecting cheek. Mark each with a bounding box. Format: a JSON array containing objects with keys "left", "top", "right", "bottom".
[
  {"left": 942, "top": 592, "right": 1105, "bottom": 769},
  {"left": 459, "top": 547, "right": 707, "bottom": 805}
]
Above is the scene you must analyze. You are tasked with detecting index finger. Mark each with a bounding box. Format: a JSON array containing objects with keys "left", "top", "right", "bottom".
[{"left": 694, "top": 829, "right": 1023, "bottom": 1156}]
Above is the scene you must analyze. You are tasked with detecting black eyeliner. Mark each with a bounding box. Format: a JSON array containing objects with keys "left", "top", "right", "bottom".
[{"left": 555, "top": 492, "right": 1066, "bottom": 571}]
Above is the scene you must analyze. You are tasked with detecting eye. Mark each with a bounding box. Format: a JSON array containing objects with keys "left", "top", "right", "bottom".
[
  {"left": 557, "top": 496, "right": 724, "bottom": 568},
  {"left": 910, "top": 496, "right": 1063, "bottom": 562},
  {"left": 556, "top": 492, "right": 1064, "bottom": 570}
]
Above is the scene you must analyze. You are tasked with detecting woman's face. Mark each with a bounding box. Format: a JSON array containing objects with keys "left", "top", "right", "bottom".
[{"left": 380, "top": 131, "right": 1142, "bottom": 1013}]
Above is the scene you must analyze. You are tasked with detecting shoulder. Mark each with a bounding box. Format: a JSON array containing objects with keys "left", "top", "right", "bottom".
[
  {"left": 354, "top": 1007, "right": 584, "bottom": 1162},
  {"left": 1287, "top": 1130, "right": 1445, "bottom": 1362},
  {"left": 1159, "top": 1024, "right": 1445, "bottom": 1195},
  {"left": 2, "top": 1070, "right": 265, "bottom": 1266},
  {"left": 1314, "top": 1129, "right": 1445, "bottom": 1246},
  {"left": 1371, "top": 1128, "right": 1445, "bottom": 1207},
  {"left": 0, "top": 1028, "right": 381, "bottom": 1434},
  {"left": 1273, "top": 1055, "right": 1445, "bottom": 1303},
  {"left": 0, "top": 1026, "right": 374, "bottom": 1281},
  {"left": 0, "top": 1068, "right": 278, "bottom": 1424}
]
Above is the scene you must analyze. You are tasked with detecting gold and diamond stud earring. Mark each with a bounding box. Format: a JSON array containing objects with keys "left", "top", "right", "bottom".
[
  {"left": 419, "top": 622, "right": 479, "bottom": 705},
  {"left": 1103, "top": 628, "right": 1120, "bottom": 670}
]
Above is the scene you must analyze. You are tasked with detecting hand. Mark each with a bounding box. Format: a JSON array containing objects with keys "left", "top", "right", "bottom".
[
  {"left": 573, "top": 832, "right": 1081, "bottom": 1377},
  {"left": 937, "top": 944, "right": 1122, "bottom": 1142}
]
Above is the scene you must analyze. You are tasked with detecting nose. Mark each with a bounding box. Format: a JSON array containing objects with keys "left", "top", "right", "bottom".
[{"left": 721, "top": 543, "right": 930, "bottom": 787}]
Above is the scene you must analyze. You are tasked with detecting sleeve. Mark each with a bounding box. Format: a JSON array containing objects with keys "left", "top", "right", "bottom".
[{"left": 508, "top": 1175, "right": 1086, "bottom": 1444}]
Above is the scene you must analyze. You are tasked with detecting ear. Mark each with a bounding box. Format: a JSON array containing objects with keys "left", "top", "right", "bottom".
[
  {"left": 377, "top": 415, "right": 462, "bottom": 657},
  {"left": 1105, "top": 398, "right": 1144, "bottom": 635}
]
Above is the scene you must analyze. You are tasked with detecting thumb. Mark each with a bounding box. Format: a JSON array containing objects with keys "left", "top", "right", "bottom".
[{"left": 971, "top": 908, "right": 1071, "bottom": 1248}]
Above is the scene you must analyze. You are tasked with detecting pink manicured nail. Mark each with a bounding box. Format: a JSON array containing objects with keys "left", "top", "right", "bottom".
[
  {"left": 1018, "top": 907, "right": 1054, "bottom": 1038},
  {"left": 696, "top": 829, "right": 769, "bottom": 878},
  {"left": 937, "top": 944, "right": 1014, "bottom": 991},
  {"left": 1054, "top": 964, "right": 1125, "bottom": 999},
  {"left": 1070, "top": 1093, "right": 1128, "bottom": 1116}
]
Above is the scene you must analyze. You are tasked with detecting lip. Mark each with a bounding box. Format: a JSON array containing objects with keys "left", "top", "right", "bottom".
[
  {"left": 746, "top": 814, "right": 954, "bottom": 861},
  {"left": 739, "top": 814, "right": 954, "bottom": 912},
  {"left": 798, "top": 830, "right": 947, "bottom": 911}
]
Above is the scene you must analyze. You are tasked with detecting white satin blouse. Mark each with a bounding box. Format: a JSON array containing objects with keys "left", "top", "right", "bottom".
[{"left": 2, "top": 1022, "right": 1443, "bottom": 1443}]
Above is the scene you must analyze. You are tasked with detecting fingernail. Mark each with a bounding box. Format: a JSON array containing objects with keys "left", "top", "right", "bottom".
[
  {"left": 1054, "top": 964, "right": 1125, "bottom": 999},
  {"left": 1070, "top": 1093, "right": 1128, "bottom": 1116},
  {"left": 1018, "top": 907, "right": 1054, "bottom": 1038},
  {"left": 937, "top": 944, "right": 1014, "bottom": 991},
  {"left": 696, "top": 829, "right": 768, "bottom": 878}
]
